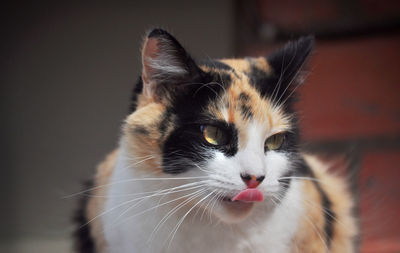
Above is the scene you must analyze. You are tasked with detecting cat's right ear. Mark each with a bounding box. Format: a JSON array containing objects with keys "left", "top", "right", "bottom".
[{"left": 141, "top": 29, "right": 202, "bottom": 101}]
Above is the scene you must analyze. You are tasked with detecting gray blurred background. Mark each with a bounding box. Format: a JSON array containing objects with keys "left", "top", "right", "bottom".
[
  {"left": 1, "top": 1, "right": 233, "bottom": 252},
  {"left": 2, "top": 0, "right": 400, "bottom": 252}
]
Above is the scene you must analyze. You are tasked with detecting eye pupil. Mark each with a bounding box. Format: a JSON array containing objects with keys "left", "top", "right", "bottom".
[
  {"left": 202, "top": 125, "right": 227, "bottom": 146},
  {"left": 264, "top": 133, "right": 285, "bottom": 152}
]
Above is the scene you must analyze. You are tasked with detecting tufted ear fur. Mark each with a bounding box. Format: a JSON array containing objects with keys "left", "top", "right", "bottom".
[
  {"left": 141, "top": 29, "right": 202, "bottom": 101},
  {"left": 266, "top": 36, "right": 314, "bottom": 105}
]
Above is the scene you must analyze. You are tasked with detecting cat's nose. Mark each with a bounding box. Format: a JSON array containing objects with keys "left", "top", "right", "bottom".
[{"left": 240, "top": 173, "right": 265, "bottom": 188}]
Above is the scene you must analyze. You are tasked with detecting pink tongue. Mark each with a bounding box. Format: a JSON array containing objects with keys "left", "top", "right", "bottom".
[{"left": 232, "top": 189, "right": 264, "bottom": 202}]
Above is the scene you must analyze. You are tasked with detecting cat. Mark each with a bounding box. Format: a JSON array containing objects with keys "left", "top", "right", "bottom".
[{"left": 74, "top": 28, "right": 358, "bottom": 253}]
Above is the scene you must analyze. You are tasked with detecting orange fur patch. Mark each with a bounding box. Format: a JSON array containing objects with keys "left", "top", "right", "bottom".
[
  {"left": 86, "top": 150, "right": 118, "bottom": 252},
  {"left": 291, "top": 155, "right": 358, "bottom": 253},
  {"left": 220, "top": 58, "right": 251, "bottom": 72},
  {"left": 124, "top": 103, "right": 167, "bottom": 174}
]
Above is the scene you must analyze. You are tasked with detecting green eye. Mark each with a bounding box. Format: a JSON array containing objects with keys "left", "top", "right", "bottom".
[
  {"left": 264, "top": 133, "right": 285, "bottom": 151},
  {"left": 201, "top": 125, "right": 228, "bottom": 146}
]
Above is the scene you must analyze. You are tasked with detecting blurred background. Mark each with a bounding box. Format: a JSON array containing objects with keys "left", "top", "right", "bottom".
[{"left": 1, "top": 0, "right": 399, "bottom": 252}]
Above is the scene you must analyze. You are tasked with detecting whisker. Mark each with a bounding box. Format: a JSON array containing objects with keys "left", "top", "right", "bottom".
[
  {"left": 148, "top": 188, "right": 211, "bottom": 244},
  {"left": 293, "top": 190, "right": 345, "bottom": 228},
  {"left": 303, "top": 215, "right": 329, "bottom": 252},
  {"left": 193, "top": 190, "right": 215, "bottom": 222},
  {"left": 64, "top": 176, "right": 209, "bottom": 198},
  {"left": 208, "top": 191, "right": 224, "bottom": 223},
  {"left": 81, "top": 181, "right": 209, "bottom": 227},
  {"left": 193, "top": 163, "right": 213, "bottom": 174},
  {"left": 112, "top": 184, "right": 208, "bottom": 225},
  {"left": 196, "top": 190, "right": 219, "bottom": 224},
  {"left": 80, "top": 180, "right": 209, "bottom": 198},
  {"left": 274, "top": 42, "right": 299, "bottom": 105},
  {"left": 166, "top": 191, "right": 214, "bottom": 250},
  {"left": 278, "top": 176, "right": 324, "bottom": 184},
  {"left": 125, "top": 155, "right": 156, "bottom": 166},
  {"left": 271, "top": 46, "right": 297, "bottom": 105},
  {"left": 112, "top": 189, "right": 209, "bottom": 228}
]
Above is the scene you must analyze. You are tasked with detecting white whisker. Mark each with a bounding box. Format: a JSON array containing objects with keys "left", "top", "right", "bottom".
[
  {"left": 166, "top": 191, "right": 214, "bottom": 250},
  {"left": 65, "top": 176, "right": 209, "bottom": 198},
  {"left": 148, "top": 188, "right": 210, "bottom": 244},
  {"left": 81, "top": 181, "right": 209, "bottom": 227},
  {"left": 112, "top": 184, "right": 208, "bottom": 225},
  {"left": 112, "top": 189, "right": 208, "bottom": 228}
]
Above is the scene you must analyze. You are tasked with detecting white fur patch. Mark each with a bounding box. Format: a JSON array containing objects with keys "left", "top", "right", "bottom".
[{"left": 147, "top": 56, "right": 188, "bottom": 79}]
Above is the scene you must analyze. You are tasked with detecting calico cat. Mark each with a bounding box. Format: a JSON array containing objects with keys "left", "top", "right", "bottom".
[{"left": 74, "top": 29, "right": 358, "bottom": 253}]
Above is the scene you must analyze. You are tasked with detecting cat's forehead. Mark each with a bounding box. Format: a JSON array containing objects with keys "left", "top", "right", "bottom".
[{"left": 201, "top": 59, "right": 291, "bottom": 125}]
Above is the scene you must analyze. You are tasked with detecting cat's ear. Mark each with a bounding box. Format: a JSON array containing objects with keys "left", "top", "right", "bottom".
[
  {"left": 141, "top": 29, "right": 202, "bottom": 100},
  {"left": 266, "top": 36, "right": 314, "bottom": 103}
]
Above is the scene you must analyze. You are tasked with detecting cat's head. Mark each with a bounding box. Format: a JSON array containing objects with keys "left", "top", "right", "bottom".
[{"left": 123, "top": 29, "right": 313, "bottom": 223}]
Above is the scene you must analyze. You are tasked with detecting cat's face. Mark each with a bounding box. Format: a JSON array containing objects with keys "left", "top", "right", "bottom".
[{"left": 123, "top": 29, "right": 313, "bottom": 223}]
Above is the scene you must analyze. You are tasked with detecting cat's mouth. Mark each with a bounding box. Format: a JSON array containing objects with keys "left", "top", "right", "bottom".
[
  {"left": 209, "top": 188, "right": 265, "bottom": 223},
  {"left": 220, "top": 188, "right": 264, "bottom": 203},
  {"left": 212, "top": 194, "right": 255, "bottom": 223}
]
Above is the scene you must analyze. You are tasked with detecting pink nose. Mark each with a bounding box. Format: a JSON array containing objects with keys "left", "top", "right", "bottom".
[{"left": 240, "top": 174, "right": 265, "bottom": 188}]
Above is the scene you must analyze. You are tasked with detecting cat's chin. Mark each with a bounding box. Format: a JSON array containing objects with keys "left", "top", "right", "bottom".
[{"left": 212, "top": 199, "right": 255, "bottom": 223}]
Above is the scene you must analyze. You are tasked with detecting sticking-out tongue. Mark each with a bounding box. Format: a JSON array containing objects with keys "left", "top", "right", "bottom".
[{"left": 231, "top": 188, "right": 264, "bottom": 202}]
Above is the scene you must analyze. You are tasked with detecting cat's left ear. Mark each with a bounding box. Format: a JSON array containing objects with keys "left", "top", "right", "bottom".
[
  {"left": 141, "top": 29, "right": 202, "bottom": 101},
  {"left": 266, "top": 36, "right": 314, "bottom": 103}
]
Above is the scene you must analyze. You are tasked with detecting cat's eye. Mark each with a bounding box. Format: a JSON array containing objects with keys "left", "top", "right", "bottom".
[
  {"left": 264, "top": 133, "right": 285, "bottom": 152},
  {"left": 201, "top": 125, "right": 228, "bottom": 146}
]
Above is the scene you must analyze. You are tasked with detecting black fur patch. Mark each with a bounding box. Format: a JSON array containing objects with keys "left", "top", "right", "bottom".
[
  {"left": 73, "top": 180, "right": 95, "bottom": 253},
  {"left": 248, "top": 36, "right": 313, "bottom": 108},
  {"left": 159, "top": 109, "right": 173, "bottom": 140},
  {"left": 238, "top": 92, "right": 250, "bottom": 102},
  {"left": 321, "top": 187, "right": 335, "bottom": 247},
  {"left": 161, "top": 71, "right": 236, "bottom": 174},
  {"left": 247, "top": 65, "right": 277, "bottom": 99}
]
